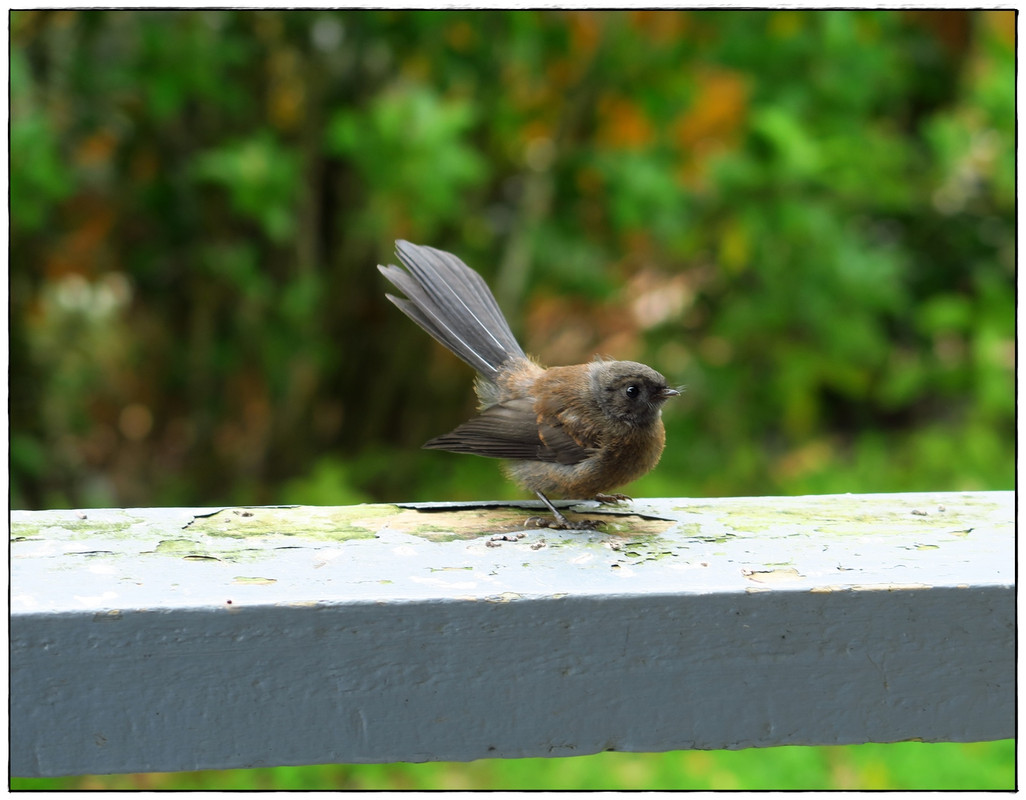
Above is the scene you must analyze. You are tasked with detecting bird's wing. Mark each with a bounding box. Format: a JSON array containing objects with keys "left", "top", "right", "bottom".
[{"left": 423, "top": 398, "right": 595, "bottom": 465}]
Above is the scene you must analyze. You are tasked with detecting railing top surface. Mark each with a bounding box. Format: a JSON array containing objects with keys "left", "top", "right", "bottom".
[
  {"left": 11, "top": 491, "right": 1015, "bottom": 775},
  {"left": 11, "top": 491, "right": 1012, "bottom": 615}
]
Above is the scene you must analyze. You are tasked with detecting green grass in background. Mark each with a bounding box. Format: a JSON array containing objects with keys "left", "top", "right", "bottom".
[{"left": 11, "top": 741, "right": 1014, "bottom": 790}]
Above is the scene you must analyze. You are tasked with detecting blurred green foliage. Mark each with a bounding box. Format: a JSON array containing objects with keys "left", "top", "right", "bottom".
[
  {"left": 9, "top": 8, "right": 1014, "bottom": 790},
  {"left": 10, "top": 9, "right": 1012, "bottom": 511},
  {"left": 11, "top": 740, "right": 1015, "bottom": 790}
]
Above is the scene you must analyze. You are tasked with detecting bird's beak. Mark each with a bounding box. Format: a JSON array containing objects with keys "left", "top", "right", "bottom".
[{"left": 659, "top": 387, "right": 681, "bottom": 399}]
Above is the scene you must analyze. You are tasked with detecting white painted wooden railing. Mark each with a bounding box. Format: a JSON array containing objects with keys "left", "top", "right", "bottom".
[{"left": 10, "top": 491, "right": 1013, "bottom": 778}]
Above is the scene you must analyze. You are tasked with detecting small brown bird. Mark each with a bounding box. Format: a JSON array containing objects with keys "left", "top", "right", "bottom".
[{"left": 379, "top": 241, "right": 679, "bottom": 529}]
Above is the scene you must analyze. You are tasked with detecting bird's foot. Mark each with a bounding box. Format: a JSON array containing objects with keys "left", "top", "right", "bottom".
[{"left": 594, "top": 493, "right": 632, "bottom": 505}]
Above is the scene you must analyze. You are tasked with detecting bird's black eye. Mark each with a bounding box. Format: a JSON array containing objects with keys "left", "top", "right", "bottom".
[{"left": 625, "top": 385, "right": 639, "bottom": 399}]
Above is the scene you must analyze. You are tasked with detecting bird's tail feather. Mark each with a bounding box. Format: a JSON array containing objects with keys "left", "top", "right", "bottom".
[{"left": 379, "top": 240, "right": 525, "bottom": 379}]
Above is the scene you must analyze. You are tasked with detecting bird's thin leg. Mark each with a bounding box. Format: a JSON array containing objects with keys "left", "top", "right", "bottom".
[
  {"left": 525, "top": 491, "right": 602, "bottom": 531},
  {"left": 535, "top": 491, "right": 572, "bottom": 527}
]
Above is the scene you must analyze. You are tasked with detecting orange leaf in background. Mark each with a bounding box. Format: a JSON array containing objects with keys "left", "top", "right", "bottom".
[
  {"left": 674, "top": 68, "right": 748, "bottom": 148},
  {"left": 983, "top": 10, "right": 1014, "bottom": 47},
  {"left": 673, "top": 67, "right": 748, "bottom": 188},
  {"left": 596, "top": 95, "right": 654, "bottom": 150},
  {"left": 566, "top": 10, "right": 602, "bottom": 58}
]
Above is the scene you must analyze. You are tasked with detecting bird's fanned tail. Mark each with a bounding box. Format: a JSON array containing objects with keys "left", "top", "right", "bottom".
[{"left": 378, "top": 241, "right": 526, "bottom": 380}]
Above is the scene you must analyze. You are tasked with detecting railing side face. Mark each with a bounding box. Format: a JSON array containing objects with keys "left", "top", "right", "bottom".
[
  {"left": 11, "top": 587, "right": 1014, "bottom": 777},
  {"left": 10, "top": 492, "right": 1015, "bottom": 777}
]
